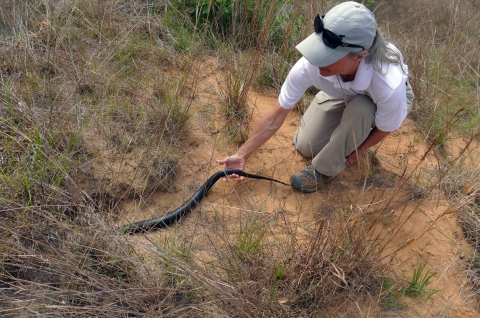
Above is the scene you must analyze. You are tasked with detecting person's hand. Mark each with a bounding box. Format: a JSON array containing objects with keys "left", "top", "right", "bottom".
[
  {"left": 346, "top": 152, "right": 357, "bottom": 166},
  {"left": 346, "top": 148, "right": 365, "bottom": 166},
  {"left": 216, "top": 154, "right": 247, "bottom": 181}
]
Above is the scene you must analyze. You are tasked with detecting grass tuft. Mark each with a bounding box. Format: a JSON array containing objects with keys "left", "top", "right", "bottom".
[{"left": 401, "top": 256, "right": 439, "bottom": 300}]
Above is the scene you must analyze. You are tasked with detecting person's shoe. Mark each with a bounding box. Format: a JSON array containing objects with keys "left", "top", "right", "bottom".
[{"left": 290, "top": 165, "right": 330, "bottom": 193}]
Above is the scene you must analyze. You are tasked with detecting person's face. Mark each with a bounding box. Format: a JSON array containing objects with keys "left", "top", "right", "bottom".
[{"left": 318, "top": 53, "right": 364, "bottom": 77}]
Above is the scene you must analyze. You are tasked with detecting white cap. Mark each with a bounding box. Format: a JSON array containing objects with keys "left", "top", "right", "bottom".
[{"left": 296, "top": 2, "right": 377, "bottom": 67}]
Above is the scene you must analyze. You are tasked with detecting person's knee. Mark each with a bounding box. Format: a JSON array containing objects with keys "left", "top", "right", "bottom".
[
  {"left": 343, "top": 95, "right": 376, "bottom": 127},
  {"left": 293, "top": 130, "right": 314, "bottom": 159},
  {"left": 339, "top": 95, "right": 376, "bottom": 136},
  {"left": 348, "top": 95, "right": 376, "bottom": 118}
]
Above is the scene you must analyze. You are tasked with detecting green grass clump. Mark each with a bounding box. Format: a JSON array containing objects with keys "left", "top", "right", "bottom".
[{"left": 402, "top": 256, "right": 439, "bottom": 300}]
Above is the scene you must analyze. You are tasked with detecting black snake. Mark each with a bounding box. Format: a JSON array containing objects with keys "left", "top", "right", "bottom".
[{"left": 120, "top": 169, "right": 288, "bottom": 234}]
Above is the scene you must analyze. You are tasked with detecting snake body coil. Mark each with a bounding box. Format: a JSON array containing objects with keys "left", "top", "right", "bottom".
[{"left": 120, "top": 169, "right": 288, "bottom": 234}]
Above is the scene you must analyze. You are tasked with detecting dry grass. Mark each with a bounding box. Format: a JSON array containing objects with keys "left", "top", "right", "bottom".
[
  {"left": 374, "top": 0, "right": 480, "bottom": 145},
  {"left": 375, "top": 0, "right": 480, "bottom": 304},
  {"left": 1, "top": 0, "right": 480, "bottom": 316}
]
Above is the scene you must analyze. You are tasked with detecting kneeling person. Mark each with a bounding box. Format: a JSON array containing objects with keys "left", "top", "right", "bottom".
[{"left": 217, "top": 1, "right": 414, "bottom": 193}]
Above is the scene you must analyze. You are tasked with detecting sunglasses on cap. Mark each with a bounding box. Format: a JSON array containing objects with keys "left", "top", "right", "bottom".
[{"left": 314, "top": 15, "right": 365, "bottom": 51}]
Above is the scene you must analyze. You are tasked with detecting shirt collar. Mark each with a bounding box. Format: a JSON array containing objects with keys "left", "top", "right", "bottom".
[{"left": 319, "top": 59, "right": 373, "bottom": 90}]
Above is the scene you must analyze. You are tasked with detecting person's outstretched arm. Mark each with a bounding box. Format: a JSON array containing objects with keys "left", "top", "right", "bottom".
[{"left": 216, "top": 100, "right": 291, "bottom": 180}]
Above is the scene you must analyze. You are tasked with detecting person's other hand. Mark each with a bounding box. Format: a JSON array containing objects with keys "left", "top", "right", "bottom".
[
  {"left": 346, "top": 148, "right": 364, "bottom": 166},
  {"left": 216, "top": 154, "right": 246, "bottom": 181}
]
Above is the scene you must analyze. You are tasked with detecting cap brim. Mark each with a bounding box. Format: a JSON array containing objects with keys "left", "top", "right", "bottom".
[{"left": 296, "top": 32, "right": 348, "bottom": 67}]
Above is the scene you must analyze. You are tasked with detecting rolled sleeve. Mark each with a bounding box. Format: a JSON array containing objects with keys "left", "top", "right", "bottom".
[{"left": 278, "top": 58, "right": 315, "bottom": 109}]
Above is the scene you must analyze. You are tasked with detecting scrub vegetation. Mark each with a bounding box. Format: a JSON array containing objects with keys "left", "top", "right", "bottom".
[{"left": 0, "top": 0, "right": 480, "bottom": 316}]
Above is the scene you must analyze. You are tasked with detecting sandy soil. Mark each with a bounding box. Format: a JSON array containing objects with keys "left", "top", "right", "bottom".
[{"left": 86, "top": 57, "right": 479, "bottom": 317}]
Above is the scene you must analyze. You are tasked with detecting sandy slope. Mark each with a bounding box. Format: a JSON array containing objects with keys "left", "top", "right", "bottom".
[{"left": 92, "top": 58, "right": 479, "bottom": 316}]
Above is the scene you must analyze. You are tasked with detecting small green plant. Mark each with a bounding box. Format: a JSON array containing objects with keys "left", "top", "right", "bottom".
[
  {"left": 273, "top": 260, "right": 286, "bottom": 282},
  {"left": 234, "top": 215, "right": 268, "bottom": 261},
  {"left": 269, "top": 260, "right": 286, "bottom": 304},
  {"left": 379, "top": 277, "right": 403, "bottom": 309},
  {"left": 213, "top": 210, "right": 220, "bottom": 222},
  {"left": 402, "top": 256, "right": 439, "bottom": 300},
  {"left": 162, "top": 234, "right": 195, "bottom": 261}
]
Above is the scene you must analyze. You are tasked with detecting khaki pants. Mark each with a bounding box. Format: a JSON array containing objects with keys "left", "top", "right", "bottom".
[{"left": 293, "top": 81, "right": 414, "bottom": 177}]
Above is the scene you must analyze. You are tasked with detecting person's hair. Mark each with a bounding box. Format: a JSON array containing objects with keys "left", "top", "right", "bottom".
[{"left": 349, "top": 29, "right": 404, "bottom": 74}]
